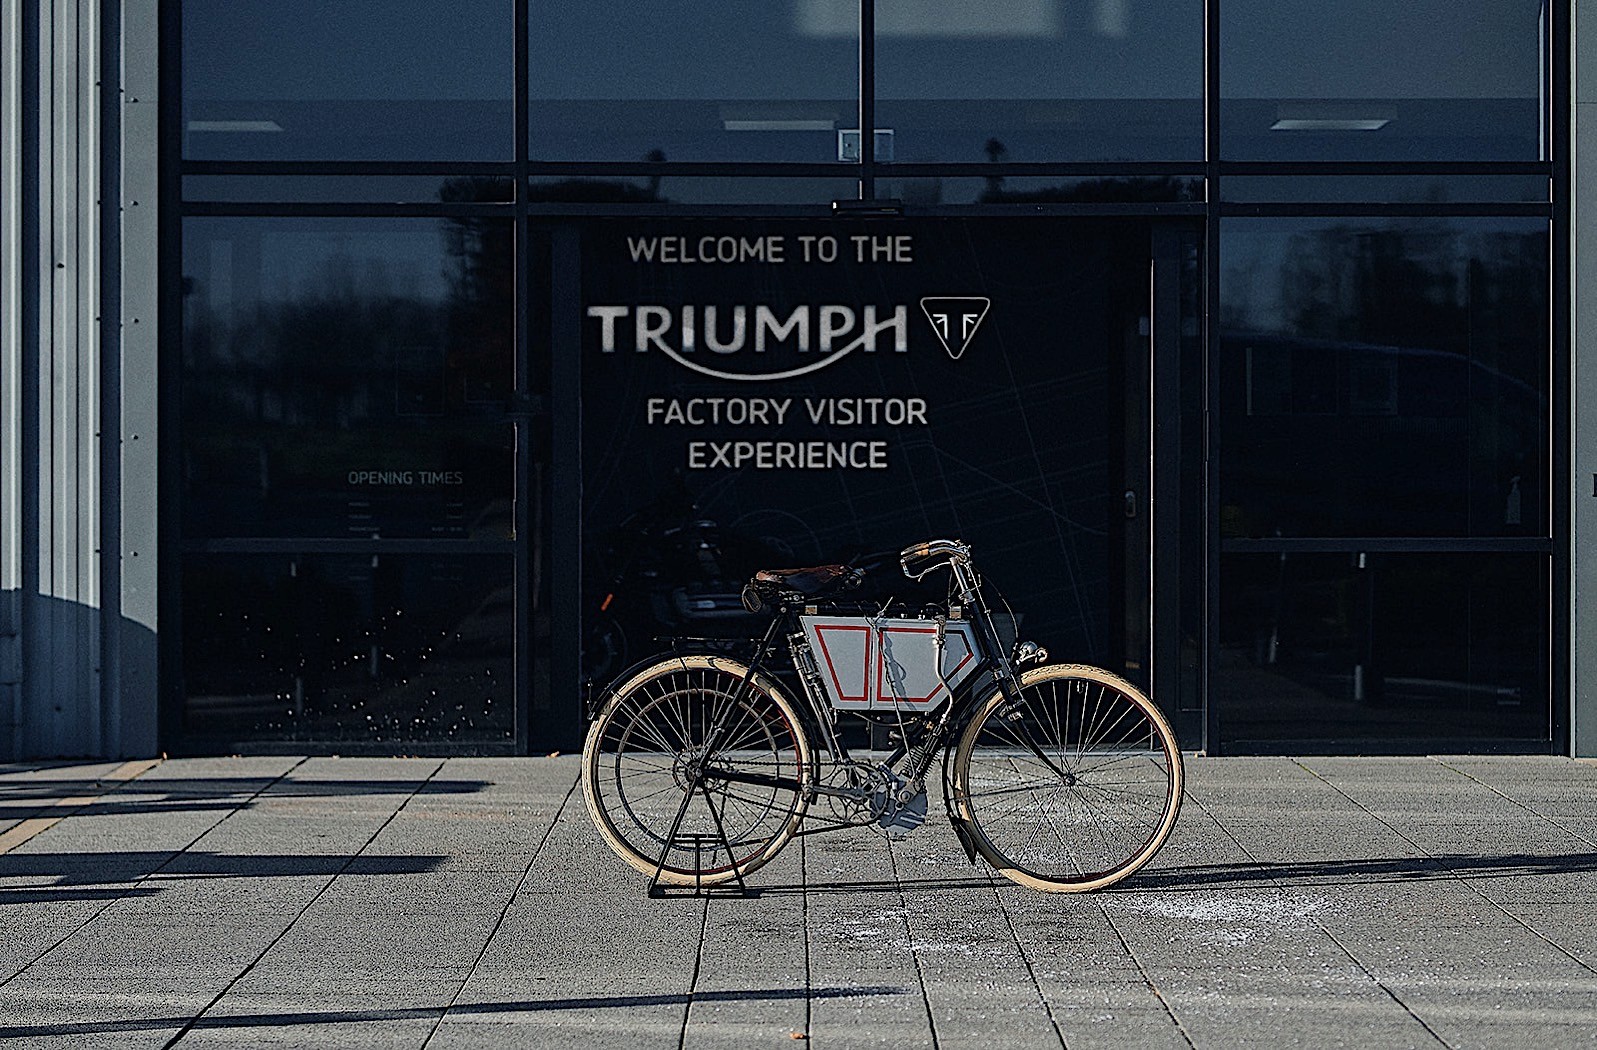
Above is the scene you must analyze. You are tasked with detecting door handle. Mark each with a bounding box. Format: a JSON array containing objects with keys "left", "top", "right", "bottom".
[{"left": 1124, "top": 489, "right": 1138, "bottom": 519}]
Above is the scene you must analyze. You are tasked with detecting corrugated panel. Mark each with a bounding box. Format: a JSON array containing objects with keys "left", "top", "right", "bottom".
[
  {"left": 1, "top": 0, "right": 26, "bottom": 755},
  {"left": 21, "top": 0, "right": 102, "bottom": 758}
]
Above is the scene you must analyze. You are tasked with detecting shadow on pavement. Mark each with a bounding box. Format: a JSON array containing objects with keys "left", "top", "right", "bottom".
[
  {"left": 0, "top": 986, "right": 909, "bottom": 1039},
  {"left": 0, "top": 851, "right": 449, "bottom": 901},
  {"left": 0, "top": 777, "right": 491, "bottom": 822},
  {"left": 1127, "top": 851, "right": 1597, "bottom": 890}
]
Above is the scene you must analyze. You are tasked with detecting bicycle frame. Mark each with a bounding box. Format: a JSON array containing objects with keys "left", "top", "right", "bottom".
[
  {"left": 633, "top": 540, "right": 1038, "bottom": 868},
  {"left": 584, "top": 537, "right": 1185, "bottom": 897}
]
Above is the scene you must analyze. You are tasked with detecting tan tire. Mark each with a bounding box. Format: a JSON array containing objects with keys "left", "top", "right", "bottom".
[
  {"left": 952, "top": 663, "right": 1183, "bottom": 893},
  {"left": 582, "top": 654, "right": 812, "bottom": 886}
]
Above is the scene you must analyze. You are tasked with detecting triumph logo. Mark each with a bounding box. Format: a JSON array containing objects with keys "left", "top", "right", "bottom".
[
  {"left": 919, "top": 297, "right": 990, "bottom": 361},
  {"left": 587, "top": 298, "right": 989, "bottom": 382}
]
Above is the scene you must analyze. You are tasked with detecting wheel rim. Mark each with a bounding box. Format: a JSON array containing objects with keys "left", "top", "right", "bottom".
[
  {"left": 591, "top": 665, "right": 806, "bottom": 878},
  {"left": 959, "top": 671, "right": 1177, "bottom": 888}
]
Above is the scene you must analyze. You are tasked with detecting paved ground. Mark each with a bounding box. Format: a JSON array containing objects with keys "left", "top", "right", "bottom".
[{"left": 1, "top": 755, "right": 1595, "bottom": 1049}]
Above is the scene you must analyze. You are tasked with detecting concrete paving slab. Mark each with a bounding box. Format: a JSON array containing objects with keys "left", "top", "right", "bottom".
[{"left": 2, "top": 754, "right": 1596, "bottom": 1048}]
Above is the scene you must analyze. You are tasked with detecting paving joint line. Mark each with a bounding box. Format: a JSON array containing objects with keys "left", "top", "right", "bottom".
[
  {"left": 0, "top": 757, "right": 164, "bottom": 855},
  {"left": 989, "top": 874, "right": 1068, "bottom": 1049},
  {"left": 0, "top": 756, "right": 308, "bottom": 991},
  {"left": 419, "top": 764, "right": 582, "bottom": 1048},
  {"left": 1186, "top": 783, "right": 1450, "bottom": 1048},
  {"left": 160, "top": 759, "right": 449, "bottom": 1050},
  {"left": 800, "top": 833, "right": 812, "bottom": 1040},
  {"left": 1430, "top": 756, "right": 1597, "bottom": 850},
  {"left": 1092, "top": 894, "right": 1197, "bottom": 1048},
  {"left": 886, "top": 834, "right": 942, "bottom": 1050},
  {"left": 1297, "top": 759, "right": 1597, "bottom": 979},
  {"left": 675, "top": 891, "right": 711, "bottom": 1050}
]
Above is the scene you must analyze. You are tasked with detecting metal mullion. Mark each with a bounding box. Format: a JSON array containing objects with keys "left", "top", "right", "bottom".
[
  {"left": 1551, "top": 0, "right": 1571, "bottom": 755},
  {"left": 515, "top": 0, "right": 531, "bottom": 756},
  {"left": 859, "top": 0, "right": 874, "bottom": 199},
  {"left": 1203, "top": 0, "right": 1221, "bottom": 756},
  {"left": 158, "top": 0, "right": 184, "bottom": 749}
]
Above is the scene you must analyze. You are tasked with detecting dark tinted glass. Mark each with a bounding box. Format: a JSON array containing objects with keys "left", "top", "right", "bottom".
[
  {"left": 529, "top": 5, "right": 856, "bottom": 161},
  {"left": 1220, "top": 0, "right": 1547, "bottom": 160},
  {"left": 183, "top": 1, "right": 513, "bottom": 161},
  {"left": 183, "top": 176, "right": 517, "bottom": 205},
  {"left": 182, "top": 217, "right": 515, "bottom": 539},
  {"left": 1220, "top": 218, "right": 1549, "bottom": 538},
  {"left": 527, "top": 176, "right": 861, "bottom": 206},
  {"left": 880, "top": 176, "right": 1203, "bottom": 206},
  {"left": 181, "top": 555, "right": 514, "bottom": 746},
  {"left": 1220, "top": 176, "right": 1550, "bottom": 205},
  {"left": 1217, "top": 553, "right": 1549, "bottom": 750},
  {"left": 574, "top": 218, "right": 1155, "bottom": 687},
  {"left": 874, "top": 0, "right": 1203, "bottom": 162}
]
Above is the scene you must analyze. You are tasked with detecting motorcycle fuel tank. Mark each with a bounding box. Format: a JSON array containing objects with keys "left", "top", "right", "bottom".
[{"left": 798, "top": 614, "right": 980, "bottom": 712}]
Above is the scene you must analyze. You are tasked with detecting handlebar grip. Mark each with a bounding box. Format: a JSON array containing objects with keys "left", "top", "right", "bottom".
[{"left": 899, "top": 538, "right": 970, "bottom": 579}]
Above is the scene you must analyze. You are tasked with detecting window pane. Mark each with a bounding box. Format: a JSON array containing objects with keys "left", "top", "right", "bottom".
[
  {"left": 183, "top": 0, "right": 513, "bottom": 161},
  {"left": 1217, "top": 553, "right": 1549, "bottom": 750},
  {"left": 183, "top": 176, "right": 517, "bottom": 205},
  {"left": 1220, "top": 218, "right": 1549, "bottom": 538},
  {"left": 1219, "top": 175, "right": 1550, "bottom": 205},
  {"left": 530, "top": 4, "right": 856, "bottom": 162},
  {"left": 182, "top": 217, "right": 515, "bottom": 539},
  {"left": 527, "top": 176, "right": 861, "bottom": 205},
  {"left": 880, "top": 175, "right": 1203, "bottom": 206},
  {"left": 574, "top": 218, "right": 1161, "bottom": 685},
  {"left": 874, "top": 0, "right": 1203, "bottom": 162},
  {"left": 1220, "top": 0, "right": 1546, "bottom": 160},
  {"left": 180, "top": 555, "right": 515, "bottom": 746}
]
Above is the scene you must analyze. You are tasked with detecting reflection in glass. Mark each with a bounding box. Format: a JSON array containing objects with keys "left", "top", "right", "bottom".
[
  {"left": 1220, "top": 218, "right": 1548, "bottom": 538},
  {"left": 1219, "top": 175, "right": 1550, "bottom": 205},
  {"left": 181, "top": 555, "right": 514, "bottom": 745},
  {"left": 529, "top": 4, "right": 855, "bottom": 161},
  {"left": 1217, "top": 553, "right": 1549, "bottom": 750},
  {"left": 527, "top": 176, "right": 861, "bottom": 205},
  {"left": 880, "top": 175, "right": 1203, "bottom": 206},
  {"left": 874, "top": 0, "right": 1202, "bottom": 162},
  {"left": 183, "top": 176, "right": 517, "bottom": 205},
  {"left": 182, "top": 215, "right": 515, "bottom": 539},
  {"left": 1220, "top": 0, "right": 1546, "bottom": 160},
  {"left": 183, "top": 0, "right": 513, "bottom": 160}
]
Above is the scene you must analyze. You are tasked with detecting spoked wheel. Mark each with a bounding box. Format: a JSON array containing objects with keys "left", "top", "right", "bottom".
[
  {"left": 952, "top": 663, "right": 1183, "bottom": 893},
  {"left": 582, "top": 655, "right": 812, "bottom": 886}
]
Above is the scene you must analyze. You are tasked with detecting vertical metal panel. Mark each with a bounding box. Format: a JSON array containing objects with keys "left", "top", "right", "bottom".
[
  {"left": 0, "top": 0, "right": 25, "bottom": 757},
  {"left": 116, "top": 0, "right": 160, "bottom": 756},
  {"left": 13, "top": 0, "right": 119, "bottom": 758},
  {"left": 1575, "top": 3, "right": 1597, "bottom": 757}
]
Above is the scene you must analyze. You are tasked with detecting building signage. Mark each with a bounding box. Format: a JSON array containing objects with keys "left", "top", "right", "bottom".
[{"left": 578, "top": 217, "right": 1131, "bottom": 682}]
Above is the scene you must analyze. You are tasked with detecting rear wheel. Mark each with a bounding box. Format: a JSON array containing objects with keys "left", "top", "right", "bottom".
[
  {"left": 952, "top": 663, "right": 1182, "bottom": 892},
  {"left": 582, "top": 654, "right": 812, "bottom": 886}
]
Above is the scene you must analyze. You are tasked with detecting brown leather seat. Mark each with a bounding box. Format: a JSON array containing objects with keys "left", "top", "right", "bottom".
[{"left": 752, "top": 564, "right": 853, "bottom": 597}]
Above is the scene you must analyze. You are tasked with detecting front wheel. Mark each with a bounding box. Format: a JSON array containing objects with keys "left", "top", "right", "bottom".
[
  {"left": 952, "top": 663, "right": 1183, "bottom": 893},
  {"left": 582, "top": 654, "right": 812, "bottom": 886}
]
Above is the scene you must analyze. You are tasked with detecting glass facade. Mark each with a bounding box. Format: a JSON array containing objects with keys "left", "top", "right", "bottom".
[{"left": 168, "top": 1, "right": 1560, "bottom": 755}]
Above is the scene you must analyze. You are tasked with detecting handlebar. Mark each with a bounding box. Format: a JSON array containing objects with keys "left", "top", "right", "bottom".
[{"left": 899, "top": 538, "right": 971, "bottom": 581}]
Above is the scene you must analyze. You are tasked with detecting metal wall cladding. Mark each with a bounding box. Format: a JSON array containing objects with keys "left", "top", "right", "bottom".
[{"left": 799, "top": 615, "right": 980, "bottom": 713}]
